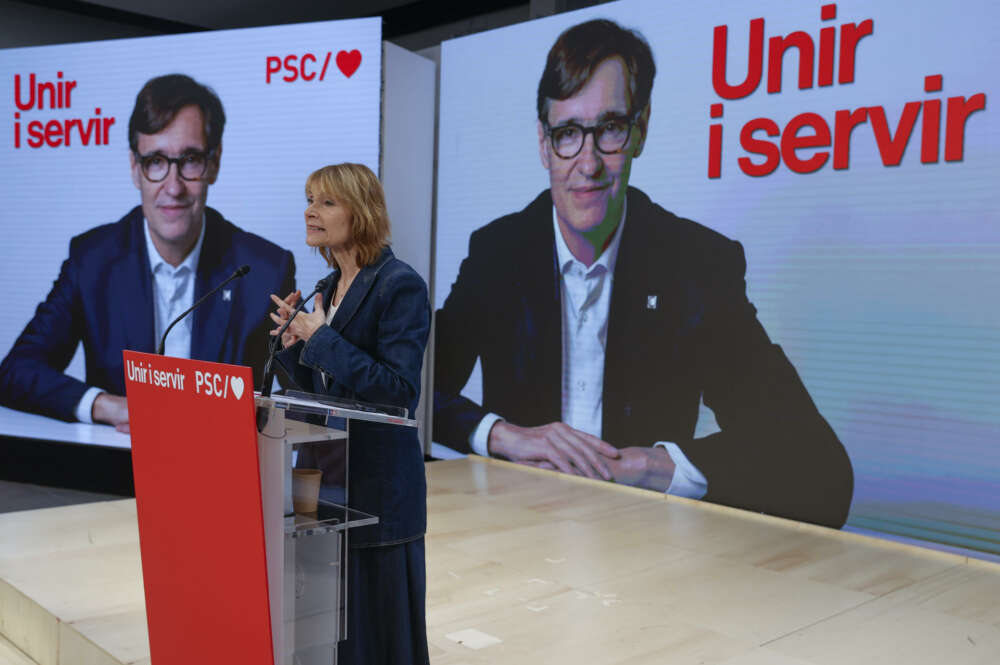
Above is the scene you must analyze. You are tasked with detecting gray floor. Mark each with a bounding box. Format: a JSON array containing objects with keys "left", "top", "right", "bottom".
[{"left": 0, "top": 480, "right": 123, "bottom": 514}]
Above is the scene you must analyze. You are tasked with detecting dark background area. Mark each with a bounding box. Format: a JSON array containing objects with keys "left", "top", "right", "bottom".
[{"left": 1, "top": 0, "right": 612, "bottom": 51}]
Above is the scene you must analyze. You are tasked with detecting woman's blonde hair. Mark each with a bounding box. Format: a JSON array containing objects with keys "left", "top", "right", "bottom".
[{"left": 305, "top": 163, "right": 391, "bottom": 268}]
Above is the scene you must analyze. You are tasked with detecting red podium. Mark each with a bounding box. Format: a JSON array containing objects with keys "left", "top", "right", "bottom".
[{"left": 123, "top": 351, "right": 416, "bottom": 665}]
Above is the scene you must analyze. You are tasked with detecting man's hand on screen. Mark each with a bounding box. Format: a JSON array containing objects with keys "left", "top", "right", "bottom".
[
  {"left": 487, "top": 420, "right": 620, "bottom": 481},
  {"left": 92, "top": 393, "right": 130, "bottom": 433},
  {"left": 605, "top": 446, "right": 676, "bottom": 492}
]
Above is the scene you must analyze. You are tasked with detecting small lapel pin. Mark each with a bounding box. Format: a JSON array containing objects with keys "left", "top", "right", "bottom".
[
  {"left": 222, "top": 289, "right": 232, "bottom": 302},
  {"left": 646, "top": 295, "right": 657, "bottom": 310}
]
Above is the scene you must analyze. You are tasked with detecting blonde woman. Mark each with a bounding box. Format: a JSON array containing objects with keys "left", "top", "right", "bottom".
[{"left": 271, "top": 163, "right": 430, "bottom": 664}]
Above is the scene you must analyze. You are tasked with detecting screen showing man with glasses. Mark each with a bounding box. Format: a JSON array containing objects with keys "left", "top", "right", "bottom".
[
  {"left": 433, "top": 19, "right": 854, "bottom": 528},
  {"left": 0, "top": 74, "right": 295, "bottom": 432}
]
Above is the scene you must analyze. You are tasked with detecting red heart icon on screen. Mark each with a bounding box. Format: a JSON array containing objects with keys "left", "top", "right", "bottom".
[{"left": 336, "top": 50, "right": 362, "bottom": 78}]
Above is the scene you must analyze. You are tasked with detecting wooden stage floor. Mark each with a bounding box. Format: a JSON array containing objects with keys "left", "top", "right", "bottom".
[{"left": 1, "top": 457, "right": 999, "bottom": 664}]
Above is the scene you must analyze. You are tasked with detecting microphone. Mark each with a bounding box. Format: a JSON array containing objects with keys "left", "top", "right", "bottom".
[
  {"left": 259, "top": 273, "right": 336, "bottom": 398},
  {"left": 157, "top": 265, "right": 250, "bottom": 355}
]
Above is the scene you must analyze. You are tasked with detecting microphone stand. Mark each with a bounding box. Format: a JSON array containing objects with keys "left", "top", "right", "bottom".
[{"left": 257, "top": 274, "right": 335, "bottom": 431}]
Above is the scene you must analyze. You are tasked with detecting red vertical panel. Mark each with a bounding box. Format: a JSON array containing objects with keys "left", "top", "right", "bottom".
[{"left": 124, "top": 351, "right": 273, "bottom": 665}]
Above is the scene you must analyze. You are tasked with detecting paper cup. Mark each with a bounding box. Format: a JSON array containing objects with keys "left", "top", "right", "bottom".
[{"left": 292, "top": 468, "right": 322, "bottom": 514}]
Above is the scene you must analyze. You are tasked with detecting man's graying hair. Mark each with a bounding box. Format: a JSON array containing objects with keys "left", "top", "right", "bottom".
[
  {"left": 128, "top": 74, "right": 225, "bottom": 153},
  {"left": 537, "top": 19, "right": 656, "bottom": 124}
]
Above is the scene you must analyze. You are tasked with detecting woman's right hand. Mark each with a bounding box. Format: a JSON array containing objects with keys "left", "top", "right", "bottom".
[{"left": 269, "top": 290, "right": 302, "bottom": 349}]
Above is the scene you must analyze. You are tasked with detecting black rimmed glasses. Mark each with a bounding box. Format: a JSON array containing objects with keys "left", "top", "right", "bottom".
[
  {"left": 134, "top": 149, "right": 215, "bottom": 182},
  {"left": 544, "top": 113, "right": 637, "bottom": 159}
]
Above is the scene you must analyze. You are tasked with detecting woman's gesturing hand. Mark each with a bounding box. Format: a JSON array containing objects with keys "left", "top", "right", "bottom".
[
  {"left": 269, "top": 290, "right": 303, "bottom": 348},
  {"left": 270, "top": 291, "right": 327, "bottom": 345}
]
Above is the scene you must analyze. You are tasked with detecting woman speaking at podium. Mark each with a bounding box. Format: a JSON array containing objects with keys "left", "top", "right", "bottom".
[{"left": 270, "top": 163, "right": 431, "bottom": 665}]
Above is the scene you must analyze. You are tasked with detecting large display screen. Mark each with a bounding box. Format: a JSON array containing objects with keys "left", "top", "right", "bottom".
[
  {"left": 434, "top": 0, "right": 998, "bottom": 552},
  {"left": 0, "top": 19, "right": 382, "bottom": 433}
]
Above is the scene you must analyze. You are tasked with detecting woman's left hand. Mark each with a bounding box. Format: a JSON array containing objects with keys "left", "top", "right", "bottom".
[{"left": 282, "top": 293, "right": 327, "bottom": 343}]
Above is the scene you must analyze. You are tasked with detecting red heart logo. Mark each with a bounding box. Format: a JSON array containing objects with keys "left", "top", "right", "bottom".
[{"left": 336, "top": 50, "right": 362, "bottom": 78}]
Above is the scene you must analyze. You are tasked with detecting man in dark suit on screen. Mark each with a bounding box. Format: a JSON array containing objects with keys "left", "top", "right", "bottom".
[
  {"left": 0, "top": 74, "right": 295, "bottom": 432},
  {"left": 433, "top": 19, "right": 853, "bottom": 528}
]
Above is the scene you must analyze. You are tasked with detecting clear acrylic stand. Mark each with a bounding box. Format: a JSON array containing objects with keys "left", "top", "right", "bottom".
[{"left": 254, "top": 391, "right": 417, "bottom": 665}]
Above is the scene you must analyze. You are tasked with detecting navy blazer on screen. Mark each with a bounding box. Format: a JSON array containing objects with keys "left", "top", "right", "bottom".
[
  {"left": 434, "top": 187, "right": 854, "bottom": 529},
  {"left": 0, "top": 206, "right": 296, "bottom": 421},
  {"left": 277, "top": 247, "right": 430, "bottom": 547}
]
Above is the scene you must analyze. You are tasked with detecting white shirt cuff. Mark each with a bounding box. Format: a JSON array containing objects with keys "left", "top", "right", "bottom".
[
  {"left": 654, "top": 442, "right": 708, "bottom": 499},
  {"left": 75, "top": 387, "right": 104, "bottom": 424},
  {"left": 470, "top": 413, "right": 504, "bottom": 457}
]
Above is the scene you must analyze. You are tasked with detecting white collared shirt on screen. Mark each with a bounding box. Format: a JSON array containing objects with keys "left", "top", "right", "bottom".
[
  {"left": 75, "top": 217, "right": 206, "bottom": 423},
  {"left": 469, "top": 205, "right": 707, "bottom": 499}
]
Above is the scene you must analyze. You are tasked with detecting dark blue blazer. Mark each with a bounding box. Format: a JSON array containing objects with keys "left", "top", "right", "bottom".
[
  {"left": 434, "top": 187, "right": 854, "bottom": 529},
  {"left": 277, "top": 248, "right": 430, "bottom": 547},
  {"left": 0, "top": 206, "right": 296, "bottom": 421}
]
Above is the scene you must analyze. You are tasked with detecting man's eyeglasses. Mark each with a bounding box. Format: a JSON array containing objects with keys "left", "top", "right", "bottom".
[
  {"left": 544, "top": 114, "right": 636, "bottom": 160},
  {"left": 134, "top": 149, "right": 215, "bottom": 182}
]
